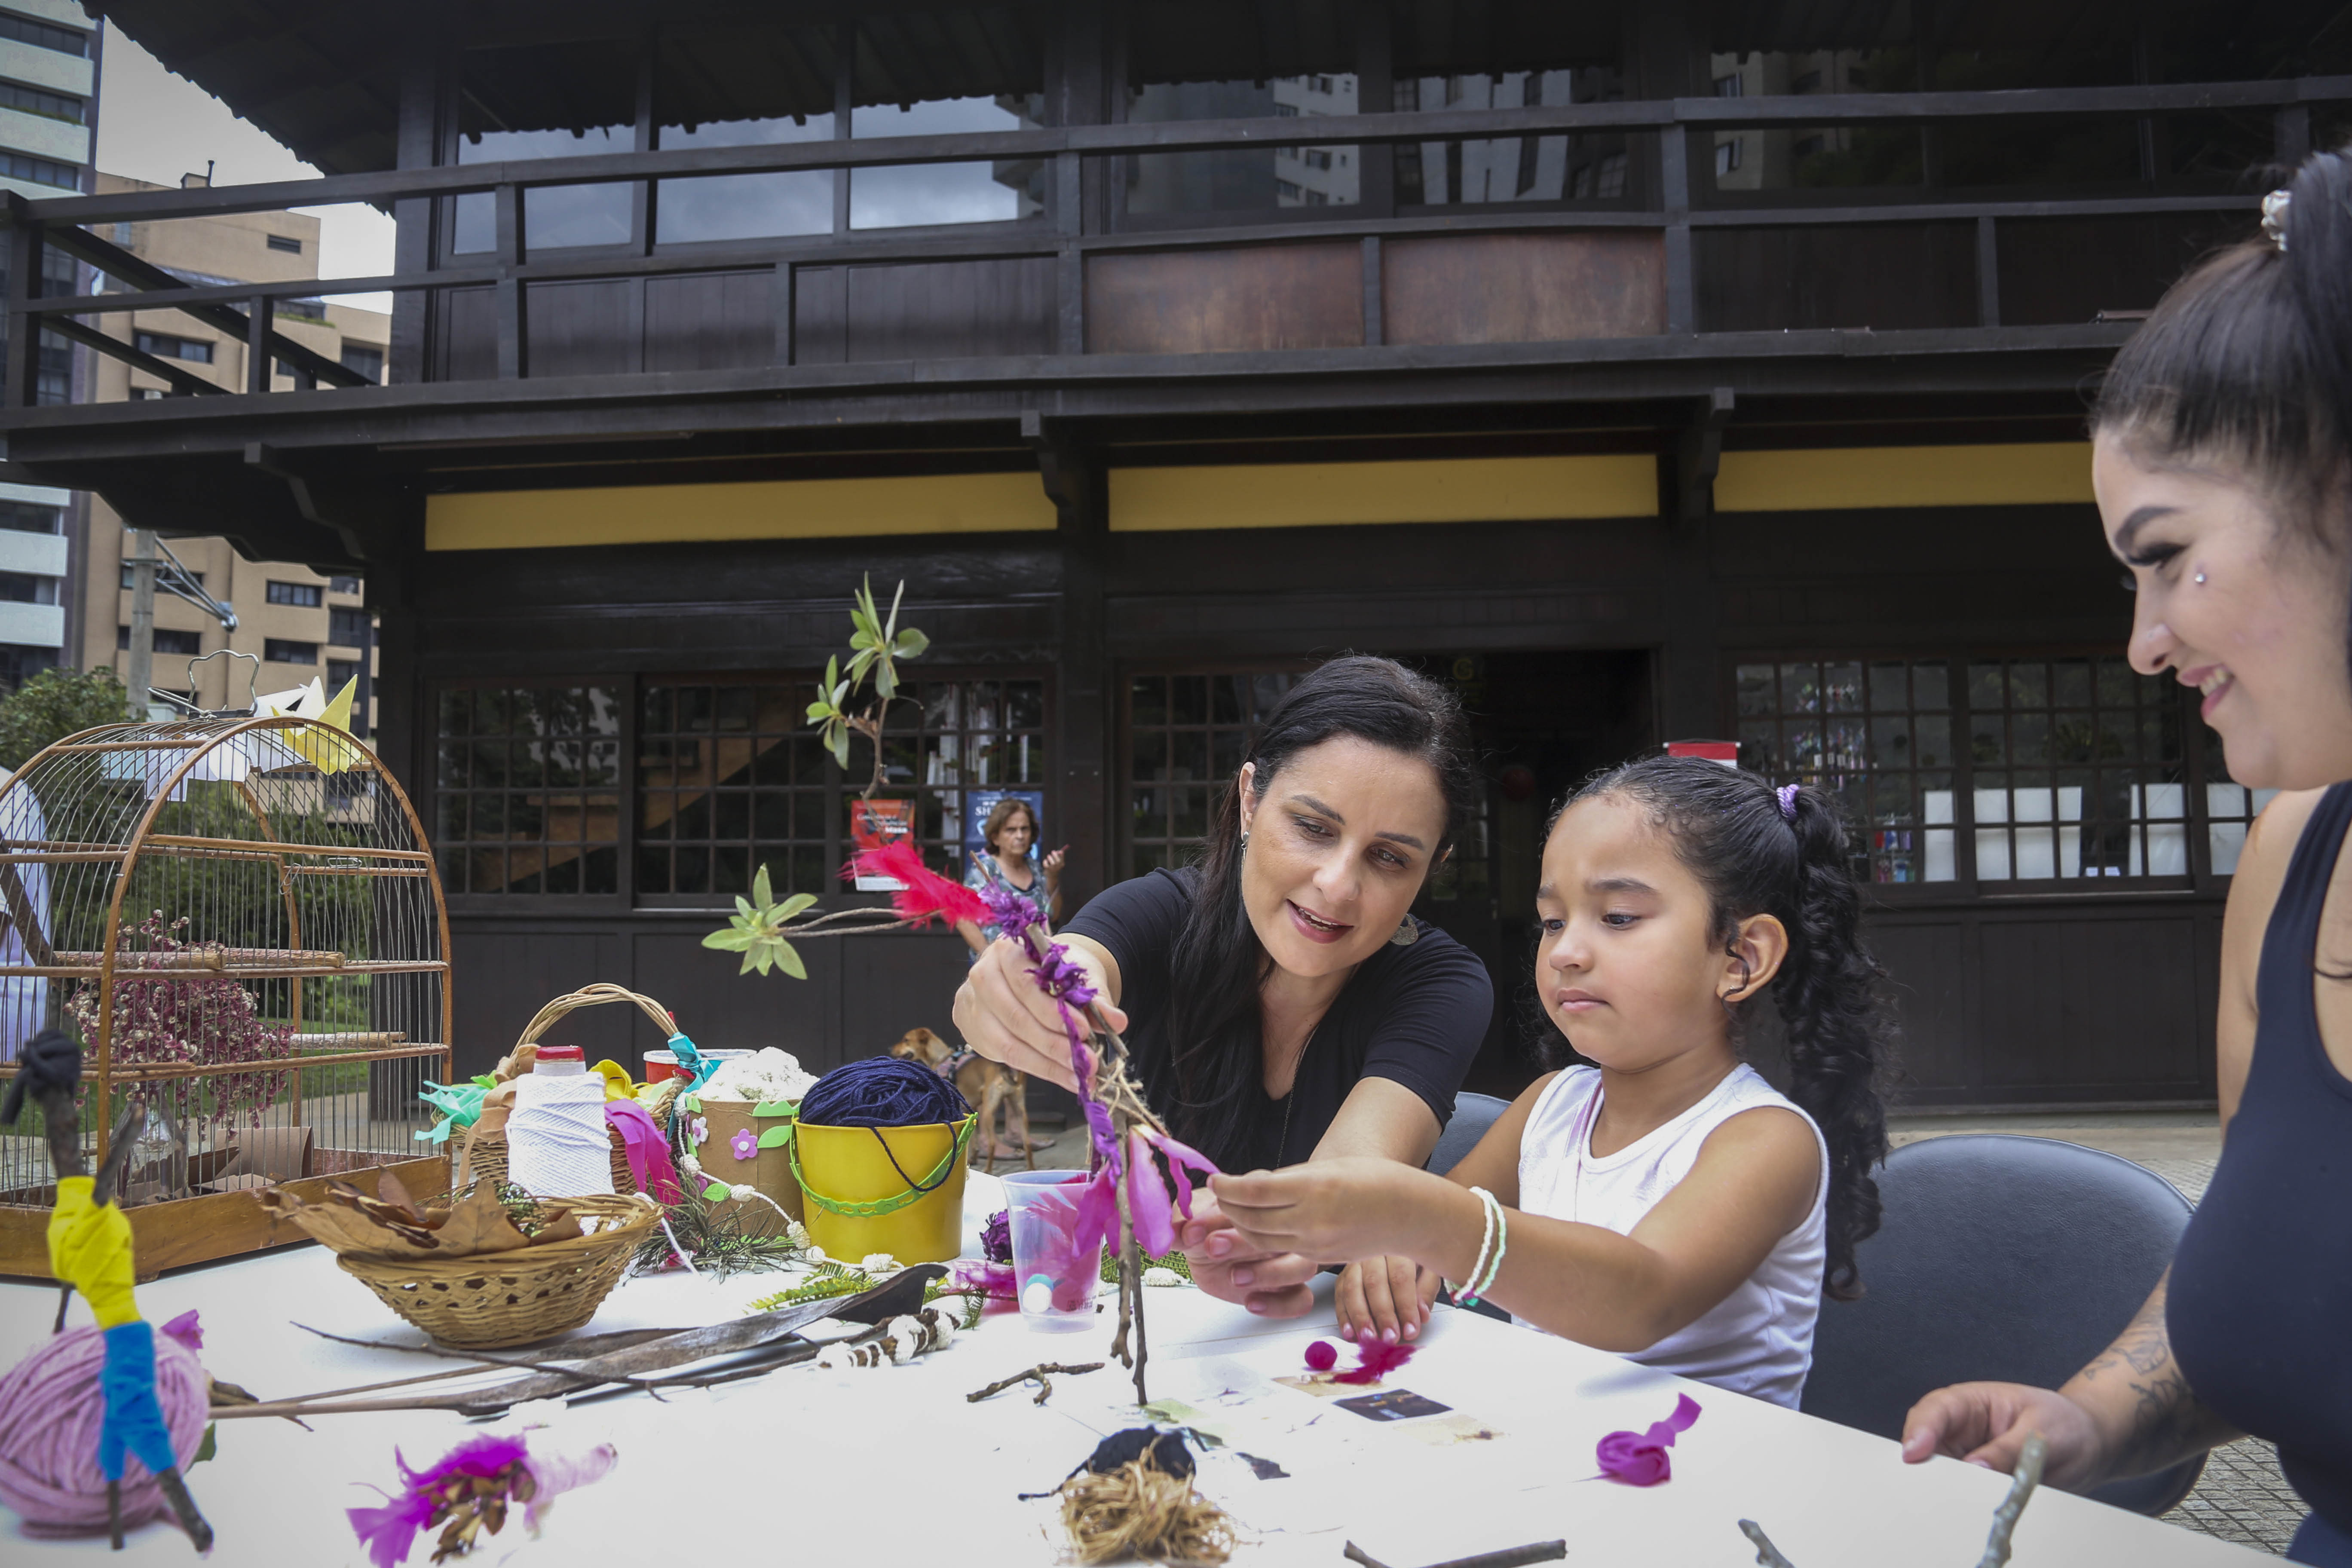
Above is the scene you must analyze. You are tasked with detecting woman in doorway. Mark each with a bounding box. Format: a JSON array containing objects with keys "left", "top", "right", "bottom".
[
  {"left": 954, "top": 655, "right": 1493, "bottom": 1334},
  {"left": 1902, "top": 144, "right": 2352, "bottom": 1565},
  {"left": 955, "top": 796, "right": 1063, "bottom": 963}
]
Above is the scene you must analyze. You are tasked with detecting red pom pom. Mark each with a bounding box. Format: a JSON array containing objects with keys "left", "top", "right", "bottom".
[{"left": 1304, "top": 1340, "right": 1338, "bottom": 1372}]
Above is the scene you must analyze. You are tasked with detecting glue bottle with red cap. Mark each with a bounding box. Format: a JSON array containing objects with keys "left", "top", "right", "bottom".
[{"left": 532, "top": 1044, "right": 586, "bottom": 1077}]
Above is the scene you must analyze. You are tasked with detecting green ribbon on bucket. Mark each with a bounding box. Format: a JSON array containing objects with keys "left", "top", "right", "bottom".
[{"left": 790, "top": 1115, "right": 975, "bottom": 1219}]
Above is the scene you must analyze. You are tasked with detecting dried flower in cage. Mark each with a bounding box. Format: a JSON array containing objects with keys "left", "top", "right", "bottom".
[{"left": 65, "top": 912, "right": 297, "bottom": 1130}]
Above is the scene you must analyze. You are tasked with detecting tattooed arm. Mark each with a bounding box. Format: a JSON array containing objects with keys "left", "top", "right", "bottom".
[{"left": 1899, "top": 1271, "right": 2239, "bottom": 1488}]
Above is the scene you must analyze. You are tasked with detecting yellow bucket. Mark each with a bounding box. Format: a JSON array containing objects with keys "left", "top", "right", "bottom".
[{"left": 789, "top": 1115, "right": 975, "bottom": 1265}]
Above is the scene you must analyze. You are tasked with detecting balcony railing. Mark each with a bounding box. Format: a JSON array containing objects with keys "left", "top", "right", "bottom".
[{"left": 2, "top": 74, "right": 2345, "bottom": 410}]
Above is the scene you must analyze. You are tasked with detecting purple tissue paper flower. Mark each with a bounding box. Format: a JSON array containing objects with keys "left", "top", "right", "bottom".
[
  {"left": 730, "top": 1127, "right": 758, "bottom": 1161},
  {"left": 1596, "top": 1393, "right": 1703, "bottom": 1486},
  {"left": 977, "top": 877, "right": 1042, "bottom": 943},
  {"left": 982, "top": 1207, "right": 1012, "bottom": 1263},
  {"left": 159, "top": 1309, "right": 203, "bottom": 1353}
]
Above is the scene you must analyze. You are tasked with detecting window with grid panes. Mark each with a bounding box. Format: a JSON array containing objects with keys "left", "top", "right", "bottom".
[
  {"left": 637, "top": 681, "right": 830, "bottom": 898},
  {"left": 1737, "top": 659, "right": 1956, "bottom": 884},
  {"left": 635, "top": 677, "right": 1048, "bottom": 898},
  {"left": 435, "top": 686, "right": 621, "bottom": 894},
  {"left": 1965, "top": 656, "right": 2184, "bottom": 880},
  {"left": 876, "top": 680, "right": 1048, "bottom": 878},
  {"left": 1127, "top": 672, "right": 1299, "bottom": 879}
]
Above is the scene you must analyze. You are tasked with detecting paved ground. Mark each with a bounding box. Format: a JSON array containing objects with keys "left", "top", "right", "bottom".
[{"left": 983, "top": 1109, "right": 2303, "bottom": 1555}]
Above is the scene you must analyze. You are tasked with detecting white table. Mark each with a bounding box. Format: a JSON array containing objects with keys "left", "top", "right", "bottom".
[{"left": 0, "top": 1174, "right": 2271, "bottom": 1567}]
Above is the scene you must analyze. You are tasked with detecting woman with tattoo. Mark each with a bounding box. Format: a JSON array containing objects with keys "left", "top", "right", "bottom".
[{"left": 1901, "top": 142, "right": 2352, "bottom": 1565}]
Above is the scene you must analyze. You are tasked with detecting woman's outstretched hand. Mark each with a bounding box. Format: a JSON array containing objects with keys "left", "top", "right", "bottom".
[
  {"left": 1900, "top": 1382, "right": 2107, "bottom": 1488},
  {"left": 1176, "top": 1190, "right": 1322, "bottom": 1318},
  {"left": 951, "top": 935, "right": 1124, "bottom": 1093}
]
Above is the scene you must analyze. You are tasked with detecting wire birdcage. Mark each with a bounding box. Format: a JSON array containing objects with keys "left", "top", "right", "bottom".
[{"left": 0, "top": 714, "right": 452, "bottom": 1275}]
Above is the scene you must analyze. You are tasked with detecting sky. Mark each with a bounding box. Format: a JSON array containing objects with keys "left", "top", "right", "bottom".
[{"left": 91, "top": 20, "right": 396, "bottom": 312}]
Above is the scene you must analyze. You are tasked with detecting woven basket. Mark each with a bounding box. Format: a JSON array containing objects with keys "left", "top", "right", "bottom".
[
  {"left": 462, "top": 985, "right": 683, "bottom": 1197},
  {"left": 335, "top": 1192, "right": 660, "bottom": 1348}
]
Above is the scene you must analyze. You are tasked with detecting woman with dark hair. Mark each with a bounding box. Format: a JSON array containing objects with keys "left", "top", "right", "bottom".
[
  {"left": 1903, "top": 143, "right": 2352, "bottom": 1565},
  {"left": 954, "top": 796, "right": 1062, "bottom": 963},
  {"left": 954, "top": 655, "right": 1492, "bottom": 1336}
]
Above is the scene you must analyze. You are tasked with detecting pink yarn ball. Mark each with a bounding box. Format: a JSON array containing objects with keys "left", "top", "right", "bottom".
[
  {"left": 1304, "top": 1339, "right": 1338, "bottom": 1372},
  {"left": 0, "top": 1327, "right": 209, "bottom": 1537}
]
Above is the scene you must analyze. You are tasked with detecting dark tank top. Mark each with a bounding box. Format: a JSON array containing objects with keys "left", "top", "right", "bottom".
[{"left": 2171, "top": 782, "right": 2352, "bottom": 1533}]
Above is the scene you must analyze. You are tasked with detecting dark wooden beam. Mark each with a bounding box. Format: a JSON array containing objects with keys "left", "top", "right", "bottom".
[
  {"left": 38, "top": 221, "right": 370, "bottom": 388},
  {"left": 38, "top": 314, "right": 229, "bottom": 397},
  {"left": 11, "top": 76, "right": 2346, "bottom": 224}
]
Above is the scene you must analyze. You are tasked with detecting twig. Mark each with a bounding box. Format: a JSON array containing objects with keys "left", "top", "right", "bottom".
[
  {"left": 1737, "top": 1521, "right": 1799, "bottom": 1568},
  {"left": 965, "top": 1361, "right": 1105, "bottom": 1406},
  {"left": 1733, "top": 1432, "right": 2045, "bottom": 1568},
  {"left": 1343, "top": 1542, "right": 1566, "bottom": 1568},
  {"left": 153, "top": 1471, "right": 214, "bottom": 1554},
  {"left": 1977, "top": 1434, "right": 2047, "bottom": 1568}
]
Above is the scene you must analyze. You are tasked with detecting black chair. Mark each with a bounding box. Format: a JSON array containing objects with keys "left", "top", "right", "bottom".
[
  {"left": 1801, "top": 1132, "right": 2206, "bottom": 1516},
  {"left": 1428, "top": 1090, "right": 1512, "bottom": 1175}
]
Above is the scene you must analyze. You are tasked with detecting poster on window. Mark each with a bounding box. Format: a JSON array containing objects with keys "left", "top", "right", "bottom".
[
  {"left": 962, "top": 789, "right": 1047, "bottom": 879},
  {"left": 848, "top": 797, "right": 915, "bottom": 890}
]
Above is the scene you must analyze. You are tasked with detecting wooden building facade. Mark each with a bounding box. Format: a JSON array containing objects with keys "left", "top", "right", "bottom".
[{"left": 4, "top": 0, "right": 2348, "bottom": 1107}]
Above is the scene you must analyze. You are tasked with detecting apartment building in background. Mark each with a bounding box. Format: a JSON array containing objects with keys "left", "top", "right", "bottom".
[
  {"left": 75, "top": 172, "right": 383, "bottom": 731},
  {"left": 0, "top": 0, "right": 97, "bottom": 686}
]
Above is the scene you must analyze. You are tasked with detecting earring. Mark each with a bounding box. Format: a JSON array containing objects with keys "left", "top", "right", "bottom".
[
  {"left": 1389, "top": 918, "right": 1419, "bottom": 947},
  {"left": 1238, "top": 831, "right": 1250, "bottom": 852},
  {"left": 2194, "top": 572, "right": 2207, "bottom": 585}
]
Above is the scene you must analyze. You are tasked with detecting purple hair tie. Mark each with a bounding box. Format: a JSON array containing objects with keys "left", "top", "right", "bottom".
[{"left": 1775, "top": 783, "right": 1800, "bottom": 822}]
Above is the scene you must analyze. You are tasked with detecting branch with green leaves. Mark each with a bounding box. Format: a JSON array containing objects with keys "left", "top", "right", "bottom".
[
  {"left": 701, "top": 864, "right": 938, "bottom": 978},
  {"left": 805, "top": 576, "right": 930, "bottom": 798}
]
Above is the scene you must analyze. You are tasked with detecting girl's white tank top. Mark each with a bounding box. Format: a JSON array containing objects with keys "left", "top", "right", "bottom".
[{"left": 1513, "top": 1063, "right": 1828, "bottom": 1408}]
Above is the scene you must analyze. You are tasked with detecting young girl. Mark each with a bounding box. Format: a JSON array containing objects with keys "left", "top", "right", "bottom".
[{"left": 1212, "top": 754, "right": 1891, "bottom": 1407}]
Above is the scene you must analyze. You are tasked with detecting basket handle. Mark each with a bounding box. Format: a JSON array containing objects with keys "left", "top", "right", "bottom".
[{"left": 514, "top": 984, "right": 678, "bottom": 1053}]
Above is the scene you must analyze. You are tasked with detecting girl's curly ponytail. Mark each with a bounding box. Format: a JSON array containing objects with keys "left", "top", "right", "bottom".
[{"left": 1567, "top": 755, "right": 1893, "bottom": 1299}]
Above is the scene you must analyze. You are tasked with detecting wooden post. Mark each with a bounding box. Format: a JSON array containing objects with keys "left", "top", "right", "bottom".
[
  {"left": 1360, "top": 236, "right": 1383, "bottom": 347},
  {"left": 247, "top": 292, "right": 271, "bottom": 393},
  {"left": 1976, "top": 216, "right": 2001, "bottom": 328},
  {"left": 494, "top": 182, "right": 526, "bottom": 379},
  {"left": 1660, "top": 122, "right": 1694, "bottom": 335}
]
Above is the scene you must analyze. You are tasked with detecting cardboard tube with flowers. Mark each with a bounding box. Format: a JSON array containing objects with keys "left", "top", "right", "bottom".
[{"left": 969, "top": 876, "right": 1216, "bottom": 1403}]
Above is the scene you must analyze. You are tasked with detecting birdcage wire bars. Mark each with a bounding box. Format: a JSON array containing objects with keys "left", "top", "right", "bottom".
[{"left": 0, "top": 715, "right": 451, "bottom": 1266}]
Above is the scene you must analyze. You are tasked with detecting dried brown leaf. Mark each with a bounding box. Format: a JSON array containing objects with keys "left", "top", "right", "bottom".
[
  {"left": 529, "top": 1210, "right": 585, "bottom": 1246},
  {"left": 434, "top": 1181, "right": 533, "bottom": 1257},
  {"left": 377, "top": 1167, "right": 420, "bottom": 1217},
  {"left": 256, "top": 1189, "right": 441, "bottom": 1259}
]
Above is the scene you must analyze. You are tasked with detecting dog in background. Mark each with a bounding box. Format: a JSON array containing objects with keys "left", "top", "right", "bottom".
[{"left": 890, "top": 1027, "right": 1034, "bottom": 1170}]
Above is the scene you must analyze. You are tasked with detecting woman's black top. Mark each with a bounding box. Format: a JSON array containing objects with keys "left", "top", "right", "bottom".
[
  {"left": 2170, "top": 781, "right": 2352, "bottom": 1535},
  {"left": 1062, "top": 868, "right": 1493, "bottom": 1172}
]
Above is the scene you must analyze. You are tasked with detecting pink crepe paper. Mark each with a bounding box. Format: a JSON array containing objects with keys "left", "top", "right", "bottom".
[
  {"left": 1596, "top": 1393, "right": 1703, "bottom": 1485},
  {"left": 1332, "top": 1340, "right": 1414, "bottom": 1384},
  {"left": 604, "top": 1099, "right": 684, "bottom": 1203}
]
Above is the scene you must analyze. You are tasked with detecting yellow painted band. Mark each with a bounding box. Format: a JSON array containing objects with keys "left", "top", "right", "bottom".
[
  {"left": 1108, "top": 454, "right": 1660, "bottom": 531},
  {"left": 425, "top": 472, "right": 1058, "bottom": 551},
  {"left": 1715, "top": 442, "right": 2095, "bottom": 512}
]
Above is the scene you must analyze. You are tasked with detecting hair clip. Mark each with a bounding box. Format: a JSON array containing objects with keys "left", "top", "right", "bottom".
[
  {"left": 1775, "top": 783, "right": 1800, "bottom": 822},
  {"left": 2261, "top": 188, "right": 2291, "bottom": 252}
]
